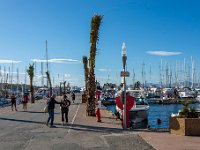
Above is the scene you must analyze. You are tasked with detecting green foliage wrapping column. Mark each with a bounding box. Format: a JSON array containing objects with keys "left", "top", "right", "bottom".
[
  {"left": 46, "top": 71, "right": 52, "bottom": 96},
  {"left": 87, "top": 15, "right": 103, "bottom": 116},
  {"left": 27, "top": 64, "right": 34, "bottom": 103},
  {"left": 82, "top": 56, "right": 88, "bottom": 92}
]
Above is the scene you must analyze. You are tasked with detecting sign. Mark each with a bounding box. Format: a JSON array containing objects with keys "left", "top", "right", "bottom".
[{"left": 120, "top": 71, "right": 130, "bottom": 77}]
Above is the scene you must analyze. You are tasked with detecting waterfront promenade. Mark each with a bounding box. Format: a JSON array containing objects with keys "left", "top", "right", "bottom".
[{"left": 0, "top": 94, "right": 199, "bottom": 150}]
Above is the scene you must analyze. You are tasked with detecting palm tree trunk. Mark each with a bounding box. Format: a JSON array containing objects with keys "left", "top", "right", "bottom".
[
  {"left": 30, "top": 79, "right": 34, "bottom": 103},
  {"left": 82, "top": 56, "right": 88, "bottom": 91},
  {"left": 86, "top": 15, "right": 103, "bottom": 116},
  {"left": 27, "top": 63, "right": 34, "bottom": 103},
  {"left": 46, "top": 71, "right": 52, "bottom": 96}
]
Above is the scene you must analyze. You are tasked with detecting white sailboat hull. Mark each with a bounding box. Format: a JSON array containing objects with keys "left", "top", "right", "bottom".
[{"left": 116, "top": 105, "right": 149, "bottom": 123}]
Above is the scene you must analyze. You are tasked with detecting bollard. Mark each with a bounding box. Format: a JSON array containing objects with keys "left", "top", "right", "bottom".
[
  {"left": 157, "top": 118, "right": 161, "bottom": 124},
  {"left": 95, "top": 108, "right": 101, "bottom": 122}
]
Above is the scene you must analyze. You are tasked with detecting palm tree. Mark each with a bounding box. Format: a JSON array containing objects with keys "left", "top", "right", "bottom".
[
  {"left": 87, "top": 15, "right": 103, "bottom": 116},
  {"left": 82, "top": 56, "right": 88, "bottom": 92},
  {"left": 27, "top": 64, "right": 34, "bottom": 103},
  {"left": 46, "top": 71, "right": 52, "bottom": 96}
]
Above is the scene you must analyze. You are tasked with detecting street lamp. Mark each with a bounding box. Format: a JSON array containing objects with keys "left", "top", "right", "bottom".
[
  {"left": 122, "top": 42, "right": 127, "bottom": 70},
  {"left": 122, "top": 42, "right": 127, "bottom": 129}
]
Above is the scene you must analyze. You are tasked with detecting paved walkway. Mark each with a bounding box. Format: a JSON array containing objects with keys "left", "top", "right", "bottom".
[
  {"left": 139, "top": 131, "right": 200, "bottom": 150},
  {"left": 77, "top": 102, "right": 200, "bottom": 150},
  {"left": 0, "top": 94, "right": 200, "bottom": 150}
]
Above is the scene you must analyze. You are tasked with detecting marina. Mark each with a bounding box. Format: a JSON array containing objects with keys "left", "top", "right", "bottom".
[
  {"left": 1, "top": 1, "right": 200, "bottom": 149},
  {"left": 107, "top": 101, "right": 200, "bottom": 129}
]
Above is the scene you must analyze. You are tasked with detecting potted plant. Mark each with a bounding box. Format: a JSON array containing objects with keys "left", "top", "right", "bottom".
[{"left": 170, "top": 100, "right": 200, "bottom": 136}]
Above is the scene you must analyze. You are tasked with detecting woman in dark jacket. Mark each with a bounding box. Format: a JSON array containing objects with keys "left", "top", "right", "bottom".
[
  {"left": 46, "top": 94, "right": 60, "bottom": 128},
  {"left": 60, "top": 95, "right": 71, "bottom": 125}
]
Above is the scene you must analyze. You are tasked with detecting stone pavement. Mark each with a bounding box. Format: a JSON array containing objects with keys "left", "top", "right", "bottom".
[
  {"left": 139, "top": 130, "right": 200, "bottom": 150},
  {"left": 55, "top": 96, "right": 155, "bottom": 150},
  {"left": 64, "top": 94, "right": 200, "bottom": 150},
  {"left": 0, "top": 94, "right": 200, "bottom": 150}
]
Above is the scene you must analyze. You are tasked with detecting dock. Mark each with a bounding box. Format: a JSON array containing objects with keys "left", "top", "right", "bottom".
[{"left": 147, "top": 97, "right": 200, "bottom": 104}]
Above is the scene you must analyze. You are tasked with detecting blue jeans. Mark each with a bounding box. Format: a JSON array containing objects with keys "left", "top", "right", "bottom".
[{"left": 47, "top": 109, "right": 54, "bottom": 126}]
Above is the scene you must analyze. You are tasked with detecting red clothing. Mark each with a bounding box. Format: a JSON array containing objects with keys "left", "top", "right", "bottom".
[{"left": 23, "top": 95, "right": 29, "bottom": 103}]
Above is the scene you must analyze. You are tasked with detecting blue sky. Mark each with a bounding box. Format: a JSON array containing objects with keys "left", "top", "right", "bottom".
[{"left": 0, "top": 0, "right": 200, "bottom": 87}]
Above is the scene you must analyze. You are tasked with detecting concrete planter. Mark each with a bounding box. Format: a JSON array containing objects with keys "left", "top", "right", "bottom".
[{"left": 170, "top": 117, "right": 200, "bottom": 136}]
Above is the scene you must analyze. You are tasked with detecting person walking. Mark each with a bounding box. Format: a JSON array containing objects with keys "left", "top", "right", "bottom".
[
  {"left": 60, "top": 95, "right": 71, "bottom": 126},
  {"left": 71, "top": 92, "right": 75, "bottom": 103},
  {"left": 22, "top": 93, "right": 29, "bottom": 111},
  {"left": 11, "top": 93, "right": 17, "bottom": 111},
  {"left": 46, "top": 94, "right": 61, "bottom": 128}
]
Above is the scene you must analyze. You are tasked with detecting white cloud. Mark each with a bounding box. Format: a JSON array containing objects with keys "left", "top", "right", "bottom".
[
  {"left": 64, "top": 74, "right": 71, "bottom": 78},
  {"left": 98, "top": 69, "right": 112, "bottom": 72},
  {"left": 31, "top": 58, "right": 81, "bottom": 64},
  {"left": 96, "top": 76, "right": 110, "bottom": 79},
  {"left": 0, "top": 60, "right": 21, "bottom": 63},
  {"left": 12, "top": 72, "right": 26, "bottom": 75},
  {"left": 146, "top": 51, "right": 182, "bottom": 56}
]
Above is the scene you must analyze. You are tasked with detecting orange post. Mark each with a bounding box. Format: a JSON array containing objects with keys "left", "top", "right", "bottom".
[{"left": 95, "top": 108, "right": 101, "bottom": 122}]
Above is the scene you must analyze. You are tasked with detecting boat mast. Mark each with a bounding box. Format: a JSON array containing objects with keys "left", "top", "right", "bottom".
[
  {"left": 187, "top": 63, "right": 190, "bottom": 87},
  {"left": 169, "top": 65, "right": 172, "bottom": 88},
  {"left": 160, "top": 59, "right": 163, "bottom": 87},
  {"left": 142, "top": 62, "right": 145, "bottom": 87},
  {"left": 17, "top": 68, "right": 19, "bottom": 92},
  {"left": 11, "top": 61, "right": 13, "bottom": 91},
  {"left": 191, "top": 56, "right": 195, "bottom": 88},
  {"left": 183, "top": 58, "right": 187, "bottom": 86},
  {"left": 165, "top": 63, "right": 169, "bottom": 87},
  {"left": 132, "top": 67, "right": 135, "bottom": 87},
  {"left": 149, "top": 63, "right": 151, "bottom": 85},
  {"left": 174, "top": 60, "right": 178, "bottom": 87},
  {"left": 24, "top": 67, "right": 27, "bottom": 92},
  {"left": 159, "top": 62, "right": 162, "bottom": 87},
  {"left": 46, "top": 40, "right": 49, "bottom": 87},
  {"left": 41, "top": 62, "right": 44, "bottom": 87},
  {"left": 4, "top": 73, "right": 8, "bottom": 97},
  {"left": 4, "top": 66, "right": 6, "bottom": 85},
  {"left": 8, "top": 66, "right": 11, "bottom": 89}
]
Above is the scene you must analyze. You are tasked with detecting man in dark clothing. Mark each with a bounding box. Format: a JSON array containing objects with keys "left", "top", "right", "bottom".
[
  {"left": 11, "top": 93, "right": 17, "bottom": 111},
  {"left": 60, "top": 95, "right": 71, "bottom": 126},
  {"left": 71, "top": 92, "right": 75, "bottom": 103},
  {"left": 46, "top": 94, "right": 61, "bottom": 128}
]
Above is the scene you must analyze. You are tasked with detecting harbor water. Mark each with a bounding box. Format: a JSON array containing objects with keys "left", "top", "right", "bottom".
[{"left": 106, "top": 103, "right": 200, "bottom": 129}]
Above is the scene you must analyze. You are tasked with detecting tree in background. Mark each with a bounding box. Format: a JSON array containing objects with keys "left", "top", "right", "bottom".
[
  {"left": 87, "top": 15, "right": 103, "bottom": 116},
  {"left": 46, "top": 71, "right": 52, "bottom": 96},
  {"left": 27, "top": 64, "right": 34, "bottom": 103}
]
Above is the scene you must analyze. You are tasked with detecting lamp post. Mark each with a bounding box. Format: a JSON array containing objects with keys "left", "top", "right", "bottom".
[{"left": 122, "top": 42, "right": 127, "bottom": 129}]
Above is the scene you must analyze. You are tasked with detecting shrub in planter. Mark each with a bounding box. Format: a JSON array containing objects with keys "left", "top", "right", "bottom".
[
  {"left": 179, "top": 100, "right": 198, "bottom": 118},
  {"left": 170, "top": 100, "right": 200, "bottom": 136}
]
